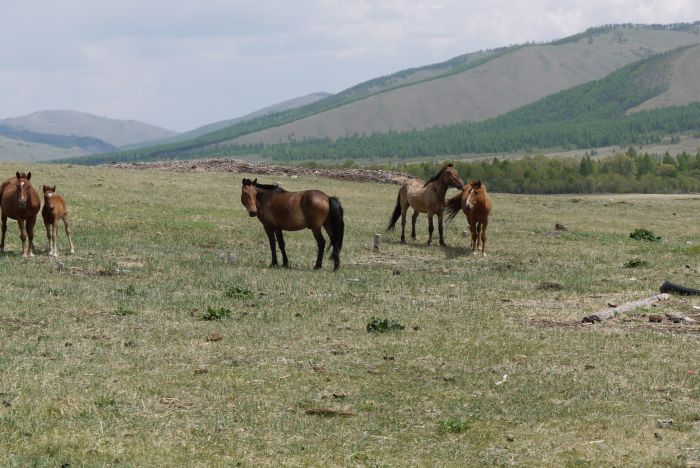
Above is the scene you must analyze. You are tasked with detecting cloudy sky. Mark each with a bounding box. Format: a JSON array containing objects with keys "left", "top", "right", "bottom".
[{"left": 2, "top": 0, "right": 699, "bottom": 131}]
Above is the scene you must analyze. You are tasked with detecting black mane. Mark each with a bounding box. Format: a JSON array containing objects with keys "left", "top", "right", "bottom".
[
  {"left": 254, "top": 181, "right": 286, "bottom": 193},
  {"left": 423, "top": 163, "right": 453, "bottom": 187}
]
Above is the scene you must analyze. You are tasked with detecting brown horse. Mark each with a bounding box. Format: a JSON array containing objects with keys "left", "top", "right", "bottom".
[
  {"left": 445, "top": 179, "right": 492, "bottom": 255},
  {"left": 0, "top": 172, "right": 41, "bottom": 257},
  {"left": 386, "top": 163, "right": 464, "bottom": 245},
  {"left": 240, "top": 178, "right": 344, "bottom": 270},
  {"left": 41, "top": 185, "right": 75, "bottom": 257}
]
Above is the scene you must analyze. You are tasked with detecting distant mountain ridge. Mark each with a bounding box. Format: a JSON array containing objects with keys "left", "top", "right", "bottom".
[
  {"left": 124, "top": 92, "right": 331, "bottom": 149},
  {"left": 2, "top": 110, "right": 177, "bottom": 148}
]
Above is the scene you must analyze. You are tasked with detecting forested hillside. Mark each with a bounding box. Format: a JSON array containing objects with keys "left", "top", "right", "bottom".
[
  {"left": 61, "top": 45, "right": 700, "bottom": 166},
  {"left": 56, "top": 23, "right": 700, "bottom": 165}
]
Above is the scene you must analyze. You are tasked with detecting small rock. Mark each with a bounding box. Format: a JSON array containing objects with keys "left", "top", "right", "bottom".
[
  {"left": 207, "top": 332, "right": 223, "bottom": 342},
  {"left": 555, "top": 223, "right": 568, "bottom": 231},
  {"left": 656, "top": 418, "right": 673, "bottom": 429},
  {"left": 506, "top": 434, "right": 515, "bottom": 442},
  {"left": 649, "top": 314, "right": 663, "bottom": 323},
  {"left": 194, "top": 367, "right": 209, "bottom": 374},
  {"left": 654, "top": 432, "right": 663, "bottom": 440},
  {"left": 584, "top": 364, "right": 596, "bottom": 370},
  {"left": 607, "top": 302, "right": 618, "bottom": 308},
  {"left": 64, "top": 342, "right": 72, "bottom": 347}
]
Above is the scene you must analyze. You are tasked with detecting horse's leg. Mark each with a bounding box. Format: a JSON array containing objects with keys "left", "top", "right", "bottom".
[
  {"left": 311, "top": 227, "right": 325, "bottom": 269},
  {"left": 437, "top": 210, "right": 446, "bottom": 246},
  {"left": 1, "top": 213, "right": 6, "bottom": 251},
  {"left": 51, "top": 219, "right": 59, "bottom": 257},
  {"left": 480, "top": 219, "right": 489, "bottom": 256},
  {"left": 45, "top": 221, "right": 54, "bottom": 256},
  {"left": 264, "top": 225, "right": 278, "bottom": 267},
  {"left": 26, "top": 217, "right": 36, "bottom": 257},
  {"left": 469, "top": 218, "right": 478, "bottom": 254},
  {"left": 18, "top": 219, "right": 28, "bottom": 257},
  {"left": 411, "top": 211, "right": 419, "bottom": 241},
  {"left": 62, "top": 214, "right": 75, "bottom": 255},
  {"left": 322, "top": 224, "right": 340, "bottom": 271},
  {"left": 426, "top": 212, "right": 435, "bottom": 245},
  {"left": 275, "top": 229, "right": 288, "bottom": 267},
  {"left": 400, "top": 204, "right": 408, "bottom": 243}
]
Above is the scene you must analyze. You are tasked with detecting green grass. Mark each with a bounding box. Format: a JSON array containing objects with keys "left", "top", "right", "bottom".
[{"left": 0, "top": 162, "right": 698, "bottom": 466}]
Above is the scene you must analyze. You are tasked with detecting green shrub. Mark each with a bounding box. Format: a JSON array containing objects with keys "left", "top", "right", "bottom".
[
  {"left": 202, "top": 306, "right": 232, "bottom": 321},
  {"left": 366, "top": 317, "right": 405, "bottom": 333},
  {"left": 629, "top": 228, "right": 661, "bottom": 242}
]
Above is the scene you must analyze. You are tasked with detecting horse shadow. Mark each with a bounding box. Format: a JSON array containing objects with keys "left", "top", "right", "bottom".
[{"left": 382, "top": 237, "right": 472, "bottom": 259}]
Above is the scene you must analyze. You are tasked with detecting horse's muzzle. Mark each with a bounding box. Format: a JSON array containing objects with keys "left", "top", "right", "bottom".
[
  {"left": 248, "top": 211, "right": 257, "bottom": 217},
  {"left": 17, "top": 200, "right": 27, "bottom": 209}
]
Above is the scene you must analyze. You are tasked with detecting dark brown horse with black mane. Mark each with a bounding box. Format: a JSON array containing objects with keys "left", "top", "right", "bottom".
[
  {"left": 445, "top": 179, "right": 492, "bottom": 255},
  {"left": 387, "top": 163, "right": 464, "bottom": 245},
  {"left": 1, "top": 171, "right": 41, "bottom": 257},
  {"left": 240, "top": 178, "right": 344, "bottom": 270}
]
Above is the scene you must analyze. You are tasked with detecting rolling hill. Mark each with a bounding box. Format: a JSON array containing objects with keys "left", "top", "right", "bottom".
[
  {"left": 2, "top": 110, "right": 177, "bottom": 148},
  {"left": 59, "top": 22, "right": 700, "bottom": 165},
  {"left": 123, "top": 92, "right": 331, "bottom": 150}
]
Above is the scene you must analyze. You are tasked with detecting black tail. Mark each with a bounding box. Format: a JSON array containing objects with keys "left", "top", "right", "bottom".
[
  {"left": 444, "top": 191, "right": 464, "bottom": 224},
  {"left": 327, "top": 197, "right": 344, "bottom": 270},
  {"left": 386, "top": 193, "right": 402, "bottom": 231}
]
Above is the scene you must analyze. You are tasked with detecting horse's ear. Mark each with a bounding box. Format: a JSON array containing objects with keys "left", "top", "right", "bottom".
[
  {"left": 446, "top": 163, "right": 454, "bottom": 167},
  {"left": 42, "top": 185, "right": 49, "bottom": 191},
  {"left": 52, "top": 185, "right": 56, "bottom": 192},
  {"left": 242, "top": 178, "right": 250, "bottom": 186},
  {"left": 253, "top": 178, "right": 257, "bottom": 185},
  {"left": 27, "top": 172, "right": 31, "bottom": 180},
  {"left": 16, "top": 171, "right": 20, "bottom": 179}
]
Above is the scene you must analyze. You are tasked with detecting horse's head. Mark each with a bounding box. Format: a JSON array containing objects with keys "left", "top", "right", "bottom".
[
  {"left": 443, "top": 164, "right": 464, "bottom": 190},
  {"left": 466, "top": 180, "right": 486, "bottom": 210},
  {"left": 42, "top": 185, "right": 57, "bottom": 200},
  {"left": 14, "top": 171, "right": 33, "bottom": 209},
  {"left": 241, "top": 178, "right": 259, "bottom": 217}
]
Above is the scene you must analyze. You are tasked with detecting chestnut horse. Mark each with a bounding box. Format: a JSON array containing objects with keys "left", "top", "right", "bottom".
[
  {"left": 240, "top": 178, "right": 344, "bottom": 270},
  {"left": 445, "top": 179, "right": 492, "bottom": 255},
  {"left": 41, "top": 185, "right": 75, "bottom": 257},
  {"left": 0, "top": 172, "right": 41, "bottom": 257},
  {"left": 386, "top": 163, "right": 463, "bottom": 245}
]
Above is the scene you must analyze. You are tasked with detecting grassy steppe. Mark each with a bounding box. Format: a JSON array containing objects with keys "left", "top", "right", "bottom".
[{"left": 0, "top": 163, "right": 698, "bottom": 466}]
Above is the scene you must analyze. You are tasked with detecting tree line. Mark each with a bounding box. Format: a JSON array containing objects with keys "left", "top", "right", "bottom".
[{"left": 372, "top": 148, "right": 700, "bottom": 194}]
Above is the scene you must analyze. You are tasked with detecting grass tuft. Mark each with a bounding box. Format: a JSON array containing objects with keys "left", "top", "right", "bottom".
[
  {"left": 366, "top": 317, "right": 405, "bottom": 333},
  {"left": 630, "top": 227, "right": 661, "bottom": 242},
  {"left": 201, "top": 306, "right": 233, "bottom": 321}
]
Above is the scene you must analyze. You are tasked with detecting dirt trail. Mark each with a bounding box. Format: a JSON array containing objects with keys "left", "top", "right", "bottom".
[{"left": 107, "top": 158, "right": 411, "bottom": 185}]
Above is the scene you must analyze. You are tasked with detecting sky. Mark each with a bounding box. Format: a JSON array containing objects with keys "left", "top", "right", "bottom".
[{"left": 1, "top": 0, "right": 699, "bottom": 132}]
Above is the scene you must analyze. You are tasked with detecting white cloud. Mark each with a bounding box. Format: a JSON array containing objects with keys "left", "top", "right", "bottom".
[{"left": 1, "top": 0, "right": 698, "bottom": 130}]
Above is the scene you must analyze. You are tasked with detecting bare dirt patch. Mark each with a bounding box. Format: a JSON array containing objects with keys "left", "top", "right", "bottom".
[{"left": 107, "top": 158, "right": 411, "bottom": 185}]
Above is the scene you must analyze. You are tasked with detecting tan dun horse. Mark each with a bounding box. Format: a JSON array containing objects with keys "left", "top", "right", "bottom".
[
  {"left": 0, "top": 171, "right": 41, "bottom": 257},
  {"left": 240, "top": 178, "right": 344, "bottom": 270},
  {"left": 387, "top": 163, "right": 464, "bottom": 245},
  {"left": 41, "top": 185, "right": 75, "bottom": 257},
  {"left": 445, "top": 179, "right": 492, "bottom": 255}
]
